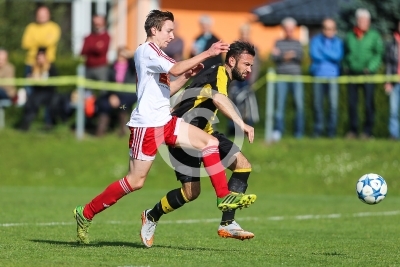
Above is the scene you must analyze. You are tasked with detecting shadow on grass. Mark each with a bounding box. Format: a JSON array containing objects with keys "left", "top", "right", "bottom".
[
  {"left": 29, "top": 239, "right": 242, "bottom": 252},
  {"left": 29, "top": 239, "right": 144, "bottom": 248},
  {"left": 312, "top": 251, "right": 346, "bottom": 257}
]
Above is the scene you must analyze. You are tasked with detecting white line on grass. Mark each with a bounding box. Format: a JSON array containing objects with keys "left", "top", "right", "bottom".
[{"left": 1, "top": 210, "right": 399, "bottom": 228}]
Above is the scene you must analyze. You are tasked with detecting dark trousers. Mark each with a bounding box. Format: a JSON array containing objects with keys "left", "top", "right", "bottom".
[
  {"left": 347, "top": 83, "right": 375, "bottom": 136},
  {"left": 19, "top": 89, "right": 56, "bottom": 131}
]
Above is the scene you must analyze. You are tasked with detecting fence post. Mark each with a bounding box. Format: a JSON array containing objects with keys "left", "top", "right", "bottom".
[
  {"left": 265, "top": 68, "right": 275, "bottom": 143},
  {"left": 76, "top": 64, "right": 85, "bottom": 140}
]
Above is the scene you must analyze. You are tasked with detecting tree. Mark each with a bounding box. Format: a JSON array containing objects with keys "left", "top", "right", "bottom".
[{"left": 336, "top": 0, "right": 400, "bottom": 39}]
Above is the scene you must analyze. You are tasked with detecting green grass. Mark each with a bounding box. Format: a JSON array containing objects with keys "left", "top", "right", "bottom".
[{"left": 1, "top": 129, "right": 400, "bottom": 267}]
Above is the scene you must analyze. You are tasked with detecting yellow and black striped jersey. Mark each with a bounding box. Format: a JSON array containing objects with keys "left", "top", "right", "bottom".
[{"left": 172, "top": 64, "right": 231, "bottom": 134}]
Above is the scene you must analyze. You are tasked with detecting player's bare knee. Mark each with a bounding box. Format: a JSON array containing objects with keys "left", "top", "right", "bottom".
[{"left": 206, "top": 136, "right": 219, "bottom": 148}]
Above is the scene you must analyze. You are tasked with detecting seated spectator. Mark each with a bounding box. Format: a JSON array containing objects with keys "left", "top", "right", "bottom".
[
  {"left": 0, "top": 49, "right": 16, "bottom": 101},
  {"left": 95, "top": 47, "right": 137, "bottom": 137},
  {"left": 17, "top": 48, "right": 59, "bottom": 131}
]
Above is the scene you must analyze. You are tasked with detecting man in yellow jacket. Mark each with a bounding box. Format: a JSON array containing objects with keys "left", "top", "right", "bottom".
[{"left": 21, "top": 5, "right": 61, "bottom": 72}]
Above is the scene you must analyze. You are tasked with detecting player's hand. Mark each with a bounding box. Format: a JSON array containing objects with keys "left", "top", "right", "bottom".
[
  {"left": 243, "top": 124, "right": 254, "bottom": 143},
  {"left": 184, "top": 63, "right": 204, "bottom": 78},
  {"left": 207, "top": 40, "right": 230, "bottom": 57}
]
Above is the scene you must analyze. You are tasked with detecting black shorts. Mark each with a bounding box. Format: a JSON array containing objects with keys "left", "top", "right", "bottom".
[{"left": 168, "top": 131, "right": 241, "bottom": 183}]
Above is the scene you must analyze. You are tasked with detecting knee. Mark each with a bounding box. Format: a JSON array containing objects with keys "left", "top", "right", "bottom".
[
  {"left": 125, "top": 173, "right": 146, "bottom": 191},
  {"left": 206, "top": 136, "right": 219, "bottom": 147}
]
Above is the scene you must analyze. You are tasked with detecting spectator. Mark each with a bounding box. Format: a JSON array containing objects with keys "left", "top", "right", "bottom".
[
  {"left": 81, "top": 15, "right": 110, "bottom": 82},
  {"left": 162, "top": 21, "right": 184, "bottom": 61},
  {"left": 95, "top": 47, "right": 137, "bottom": 137},
  {"left": 190, "top": 15, "right": 222, "bottom": 73},
  {"left": 227, "top": 24, "right": 260, "bottom": 136},
  {"left": 309, "top": 18, "right": 343, "bottom": 138},
  {"left": 0, "top": 49, "right": 16, "bottom": 101},
  {"left": 18, "top": 48, "right": 58, "bottom": 131},
  {"left": 384, "top": 20, "right": 400, "bottom": 140},
  {"left": 343, "top": 8, "right": 383, "bottom": 139},
  {"left": 271, "top": 17, "right": 304, "bottom": 141},
  {"left": 21, "top": 5, "right": 61, "bottom": 83}
]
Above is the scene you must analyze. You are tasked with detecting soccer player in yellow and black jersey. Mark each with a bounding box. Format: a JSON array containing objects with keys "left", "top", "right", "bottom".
[{"left": 140, "top": 41, "right": 257, "bottom": 247}]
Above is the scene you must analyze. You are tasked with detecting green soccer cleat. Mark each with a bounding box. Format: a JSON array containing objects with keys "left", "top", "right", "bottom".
[
  {"left": 217, "top": 192, "right": 257, "bottom": 211},
  {"left": 73, "top": 205, "right": 92, "bottom": 244}
]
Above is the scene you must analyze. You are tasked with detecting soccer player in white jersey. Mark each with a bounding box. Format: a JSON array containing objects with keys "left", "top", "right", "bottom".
[{"left": 73, "top": 10, "right": 256, "bottom": 245}]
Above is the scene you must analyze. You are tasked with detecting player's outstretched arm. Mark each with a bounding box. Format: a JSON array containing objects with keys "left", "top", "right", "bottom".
[
  {"left": 213, "top": 93, "right": 254, "bottom": 143},
  {"left": 170, "top": 64, "right": 204, "bottom": 96},
  {"left": 168, "top": 41, "right": 229, "bottom": 77}
]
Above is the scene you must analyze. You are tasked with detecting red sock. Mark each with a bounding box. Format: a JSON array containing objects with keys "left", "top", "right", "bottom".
[
  {"left": 202, "top": 146, "right": 230, "bottom": 198},
  {"left": 83, "top": 177, "right": 133, "bottom": 220}
]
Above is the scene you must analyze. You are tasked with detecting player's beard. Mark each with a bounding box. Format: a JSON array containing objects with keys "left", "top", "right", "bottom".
[{"left": 232, "top": 63, "right": 247, "bottom": 82}]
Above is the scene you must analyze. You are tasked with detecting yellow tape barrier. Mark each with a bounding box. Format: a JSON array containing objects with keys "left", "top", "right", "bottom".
[
  {"left": 0, "top": 73, "right": 399, "bottom": 93},
  {"left": 0, "top": 76, "right": 136, "bottom": 92},
  {"left": 252, "top": 73, "right": 400, "bottom": 91}
]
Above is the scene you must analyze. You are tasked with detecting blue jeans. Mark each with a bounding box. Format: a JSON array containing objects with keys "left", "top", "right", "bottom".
[
  {"left": 274, "top": 81, "right": 304, "bottom": 137},
  {"left": 313, "top": 80, "right": 338, "bottom": 137},
  {"left": 389, "top": 83, "right": 400, "bottom": 139}
]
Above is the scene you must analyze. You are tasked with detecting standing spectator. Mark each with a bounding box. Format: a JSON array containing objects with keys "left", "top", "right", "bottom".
[
  {"left": 0, "top": 49, "right": 16, "bottom": 101},
  {"left": 384, "top": 20, "right": 400, "bottom": 140},
  {"left": 343, "top": 8, "right": 383, "bottom": 139},
  {"left": 81, "top": 15, "right": 111, "bottom": 119},
  {"left": 190, "top": 15, "right": 222, "bottom": 73},
  {"left": 271, "top": 17, "right": 304, "bottom": 141},
  {"left": 227, "top": 24, "right": 260, "bottom": 136},
  {"left": 18, "top": 48, "right": 58, "bottom": 131},
  {"left": 95, "top": 47, "right": 137, "bottom": 137},
  {"left": 162, "top": 21, "right": 184, "bottom": 61},
  {"left": 310, "top": 18, "right": 343, "bottom": 138},
  {"left": 21, "top": 5, "right": 61, "bottom": 82}
]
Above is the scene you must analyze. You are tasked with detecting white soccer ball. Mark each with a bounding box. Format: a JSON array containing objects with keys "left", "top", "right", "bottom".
[{"left": 356, "top": 173, "right": 387, "bottom": 205}]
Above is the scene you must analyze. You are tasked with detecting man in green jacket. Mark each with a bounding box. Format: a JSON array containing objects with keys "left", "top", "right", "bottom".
[{"left": 343, "top": 8, "right": 383, "bottom": 139}]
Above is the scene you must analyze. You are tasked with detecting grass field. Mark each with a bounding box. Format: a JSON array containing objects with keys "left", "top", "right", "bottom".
[{"left": 1, "top": 128, "right": 400, "bottom": 267}]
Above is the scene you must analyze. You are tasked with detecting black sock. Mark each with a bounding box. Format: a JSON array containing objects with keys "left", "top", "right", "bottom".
[
  {"left": 148, "top": 188, "right": 189, "bottom": 222},
  {"left": 221, "top": 171, "right": 250, "bottom": 226}
]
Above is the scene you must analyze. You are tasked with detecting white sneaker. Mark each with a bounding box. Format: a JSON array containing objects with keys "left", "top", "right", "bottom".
[
  {"left": 217, "top": 220, "right": 255, "bottom": 240},
  {"left": 140, "top": 209, "right": 157, "bottom": 248}
]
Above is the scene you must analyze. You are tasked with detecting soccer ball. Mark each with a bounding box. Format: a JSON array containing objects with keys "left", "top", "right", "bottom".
[{"left": 356, "top": 173, "right": 387, "bottom": 205}]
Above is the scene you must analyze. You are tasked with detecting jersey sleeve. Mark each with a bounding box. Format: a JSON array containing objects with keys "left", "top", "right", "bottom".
[{"left": 145, "top": 43, "right": 176, "bottom": 74}]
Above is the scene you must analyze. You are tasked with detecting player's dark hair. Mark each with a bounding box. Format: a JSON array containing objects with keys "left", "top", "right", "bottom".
[
  {"left": 145, "top": 10, "right": 174, "bottom": 37},
  {"left": 224, "top": 41, "right": 255, "bottom": 63}
]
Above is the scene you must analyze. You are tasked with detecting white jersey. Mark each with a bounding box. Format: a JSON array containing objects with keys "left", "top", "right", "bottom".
[{"left": 127, "top": 42, "right": 176, "bottom": 127}]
